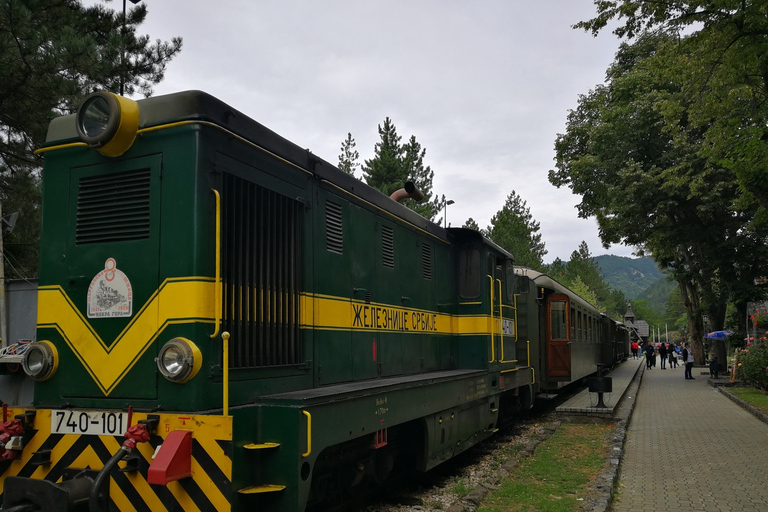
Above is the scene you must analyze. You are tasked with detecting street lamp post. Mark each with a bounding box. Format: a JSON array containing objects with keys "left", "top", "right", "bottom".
[
  {"left": 120, "top": 0, "right": 142, "bottom": 96},
  {"left": 443, "top": 199, "right": 454, "bottom": 228}
]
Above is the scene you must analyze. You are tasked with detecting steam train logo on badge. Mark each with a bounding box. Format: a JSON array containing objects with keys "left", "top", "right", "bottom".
[{"left": 87, "top": 258, "right": 133, "bottom": 318}]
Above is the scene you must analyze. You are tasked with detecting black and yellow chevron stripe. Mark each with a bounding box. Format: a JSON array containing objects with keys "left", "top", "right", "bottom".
[{"left": 0, "top": 409, "right": 233, "bottom": 511}]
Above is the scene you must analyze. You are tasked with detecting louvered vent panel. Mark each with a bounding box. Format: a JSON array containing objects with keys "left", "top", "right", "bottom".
[
  {"left": 422, "top": 243, "right": 433, "bottom": 280},
  {"left": 76, "top": 169, "right": 151, "bottom": 244},
  {"left": 325, "top": 201, "right": 343, "bottom": 254},
  {"left": 382, "top": 225, "right": 394, "bottom": 268},
  {"left": 221, "top": 174, "right": 303, "bottom": 368}
]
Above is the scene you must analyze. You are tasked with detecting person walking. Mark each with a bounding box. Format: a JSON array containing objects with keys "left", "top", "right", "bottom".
[
  {"left": 645, "top": 342, "right": 655, "bottom": 369},
  {"left": 658, "top": 342, "right": 667, "bottom": 369},
  {"left": 668, "top": 344, "right": 678, "bottom": 368},
  {"left": 631, "top": 341, "right": 639, "bottom": 359},
  {"left": 683, "top": 343, "right": 695, "bottom": 379}
]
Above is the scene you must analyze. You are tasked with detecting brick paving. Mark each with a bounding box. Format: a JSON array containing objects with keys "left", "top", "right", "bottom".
[{"left": 612, "top": 363, "right": 768, "bottom": 512}]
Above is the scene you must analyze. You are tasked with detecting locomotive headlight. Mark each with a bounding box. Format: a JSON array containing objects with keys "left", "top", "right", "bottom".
[
  {"left": 22, "top": 341, "right": 58, "bottom": 381},
  {"left": 156, "top": 338, "right": 202, "bottom": 383},
  {"left": 76, "top": 91, "right": 139, "bottom": 157}
]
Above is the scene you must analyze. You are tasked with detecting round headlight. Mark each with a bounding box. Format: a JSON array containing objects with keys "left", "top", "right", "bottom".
[
  {"left": 22, "top": 341, "right": 58, "bottom": 381},
  {"left": 76, "top": 91, "right": 139, "bottom": 157},
  {"left": 156, "top": 338, "right": 202, "bottom": 383},
  {"left": 78, "top": 94, "right": 116, "bottom": 141}
]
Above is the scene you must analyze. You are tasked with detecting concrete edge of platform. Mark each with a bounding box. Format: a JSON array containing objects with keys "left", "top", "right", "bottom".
[{"left": 556, "top": 359, "right": 645, "bottom": 424}]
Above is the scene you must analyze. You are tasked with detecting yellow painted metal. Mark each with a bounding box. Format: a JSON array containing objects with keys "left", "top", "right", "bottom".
[
  {"left": 488, "top": 275, "right": 495, "bottom": 363},
  {"left": 238, "top": 484, "right": 286, "bottom": 494},
  {"left": 221, "top": 331, "right": 230, "bottom": 416},
  {"left": 302, "top": 410, "right": 311, "bottom": 458},
  {"left": 0, "top": 409, "right": 233, "bottom": 511},
  {"left": 97, "top": 94, "right": 139, "bottom": 157},
  {"left": 244, "top": 442, "right": 280, "bottom": 450},
  {"left": 210, "top": 189, "right": 222, "bottom": 339},
  {"left": 36, "top": 279, "right": 216, "bottom": 395}
]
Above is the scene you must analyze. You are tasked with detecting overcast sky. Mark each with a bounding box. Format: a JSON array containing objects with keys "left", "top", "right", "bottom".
[{"left": 116, "top": 0, "right": 635, "bottom": 263}]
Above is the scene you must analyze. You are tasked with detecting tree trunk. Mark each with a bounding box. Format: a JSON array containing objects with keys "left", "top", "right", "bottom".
[{"left": 679, "top": 276, "right": 705, "bottom": 365}]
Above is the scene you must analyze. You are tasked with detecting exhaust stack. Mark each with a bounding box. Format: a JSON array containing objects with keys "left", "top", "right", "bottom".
[{"left": 389, "top": 182, "right": 424, "bottom": 202}]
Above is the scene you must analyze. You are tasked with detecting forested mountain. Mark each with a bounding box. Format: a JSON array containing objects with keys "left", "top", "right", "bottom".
[{"left": 593, "top": 255, "right": 663, "bottom": 299}]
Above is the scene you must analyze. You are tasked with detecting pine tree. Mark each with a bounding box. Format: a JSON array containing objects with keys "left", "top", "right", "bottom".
[
  {"left": 486, "top": 191, "right": 547, "bottom": 270},
  {"left": 337, "top": 132, "right": 359, "bottom": 177},
  {"left": 401, "top": 135, "right": 439, "bottom": 220},
  {"left": 362, "top": 117, "right": 404, "bottom": 196},
  {"left": 463, "top": 218, "right": 482, "bottom": 232},
  {"left": 362, "top": 118, "right": 441, "bottom": 221},
  {"left": 0, "top": 0, "right": 182, "bottom": 277}
]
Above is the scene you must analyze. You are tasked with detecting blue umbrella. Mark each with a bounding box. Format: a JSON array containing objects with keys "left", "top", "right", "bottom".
[{"left": 705, "top": 330, "right": 733, "bottom": 340}]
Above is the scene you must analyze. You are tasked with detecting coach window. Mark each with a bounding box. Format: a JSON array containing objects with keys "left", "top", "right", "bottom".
[
  {"left": 459, "top": 248, "right": 481, "bottom": 299},
  {"left": 570, "top": 306, "right": 576, "bottom": 340}
]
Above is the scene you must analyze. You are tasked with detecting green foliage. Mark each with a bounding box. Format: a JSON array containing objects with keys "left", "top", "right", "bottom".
[
  {"left": 337, "top": 132, "right": 359, "bottom": 176},
  {"left": 0, "top": 0, "right": 182, "bottom": 278},
  {"left": 736, "top": 338, "right": 768, "bottom": 392},
  {"left": 593, "top": 255, "right": 662, "bottom": 299},
  {"left": 361, "top": 119, "right": 441, "bottom": 220},
  {"left": 462, "top": 217, "right": 482, "bottom": 232},
  {"left": 637, "top": 275, "right": 676, "bottom": 315},
  {"left": 630, "top": 300, "right": 663, "bottom": 330},
  {"left": 569, "top": 276, "right": 602, "bottom": 312},
  {"left": 551, "top": 24, "right": 768, "bottom": 351},
  {"left": 729, "top": 387, "right": 768, "bottom": 415},
  {"left": 478, "top": 423, "right": 611, "bottom": 512},
  {"left": 486, "top": 191, "right": 547, "bottom": 270}
]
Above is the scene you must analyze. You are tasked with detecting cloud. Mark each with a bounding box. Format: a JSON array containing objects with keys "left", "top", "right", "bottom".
[{"left": 120, "top": 0, "right": 630, "bottom": 262}]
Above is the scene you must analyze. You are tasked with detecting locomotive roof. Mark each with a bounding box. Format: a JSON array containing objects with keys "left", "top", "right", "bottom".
[{"left": 43, "top": 90, "right": 449, "bottom": 244}]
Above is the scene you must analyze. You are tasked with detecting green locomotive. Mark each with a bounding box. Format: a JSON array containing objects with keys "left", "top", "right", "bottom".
[{"left": 0, "top": 91, "right": 627, "bottom": 512}]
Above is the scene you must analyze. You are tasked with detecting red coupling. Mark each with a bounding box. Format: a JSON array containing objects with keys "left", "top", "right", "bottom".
[
  {"left": 0, "top": 419, "right": 25, "bottom": 460},
  {"left": 123, "top": 423, "right": 151, "bottom": 450}
]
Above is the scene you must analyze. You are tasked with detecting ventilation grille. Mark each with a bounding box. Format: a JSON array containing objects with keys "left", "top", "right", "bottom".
[
  {"left": 222, "top": 174, "right": 303, "bottom": 368},
  {"left": 422, "top": 243, "right": 432, "bottom": 280},
  {"left": 382, "top": 225, "right": 394, "bottom": 268},
  {"left": 76, "top": 169, "right": 151, "bottom": 244},
  {"left": 325, "top": 201, "right": 343, "bottom": 254}
]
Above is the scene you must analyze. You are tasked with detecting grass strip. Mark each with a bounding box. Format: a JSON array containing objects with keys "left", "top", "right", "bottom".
[
  {"left": 728, "top": 387, "right": 768, "bottom": 414},
  {"left": 477, "top": 423, "right": 613, "bottom": 512}
]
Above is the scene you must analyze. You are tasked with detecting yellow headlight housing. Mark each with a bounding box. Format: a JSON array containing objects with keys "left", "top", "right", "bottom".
[
  {"left": 22, "top": 341, "right": 59, "bottom": 381},
  {"left": 76, "top": 91, "right": 139, "bottom": 157},
  {"left": 156, "top": 338, "right": 202, "bottom": 383}
]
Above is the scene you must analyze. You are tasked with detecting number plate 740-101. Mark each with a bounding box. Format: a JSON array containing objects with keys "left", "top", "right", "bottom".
[{"left": 51, "top": 410, "right": 129, "bottom": 436}]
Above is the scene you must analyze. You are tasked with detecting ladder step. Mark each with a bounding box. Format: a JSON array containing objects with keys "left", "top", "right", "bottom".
[
  {"left": 239, "top": 484, "right": 286, "bottom": 494},
  {"left": 244, "top": 442, "right": 280, "bottom": 450}
]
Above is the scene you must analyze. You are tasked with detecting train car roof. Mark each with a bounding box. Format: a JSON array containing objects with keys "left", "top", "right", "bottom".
[
  {"left": 516, "top": 266, "right": 627, "bottom": 326},
  {"left": 514, "top": 266, "right": 601, "bottom": 312},
  {"left": 42, "top": 90, "right": 448, "bottom": 243}
]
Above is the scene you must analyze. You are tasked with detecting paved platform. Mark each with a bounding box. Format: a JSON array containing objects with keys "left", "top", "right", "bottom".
[
  {"left": 613, "top": 362, "right": 768, "bottom": 512},
  {"left": 555, "top": 357, "right": 644, "bottom": 420}
]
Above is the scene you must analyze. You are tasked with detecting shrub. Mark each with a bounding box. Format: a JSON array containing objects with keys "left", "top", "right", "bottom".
[{"left": 736, "top": 336, "right": 768, "bottom": 391}]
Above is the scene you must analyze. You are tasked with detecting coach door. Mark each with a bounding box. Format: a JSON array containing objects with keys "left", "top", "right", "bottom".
[{"left": 546, "top": 293, "right": 571, "bottom": 380}]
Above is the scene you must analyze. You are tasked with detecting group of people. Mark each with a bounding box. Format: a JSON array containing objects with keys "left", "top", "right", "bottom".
[{"left": 630, "top": 340, "right": 696, "bottom": 379}]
